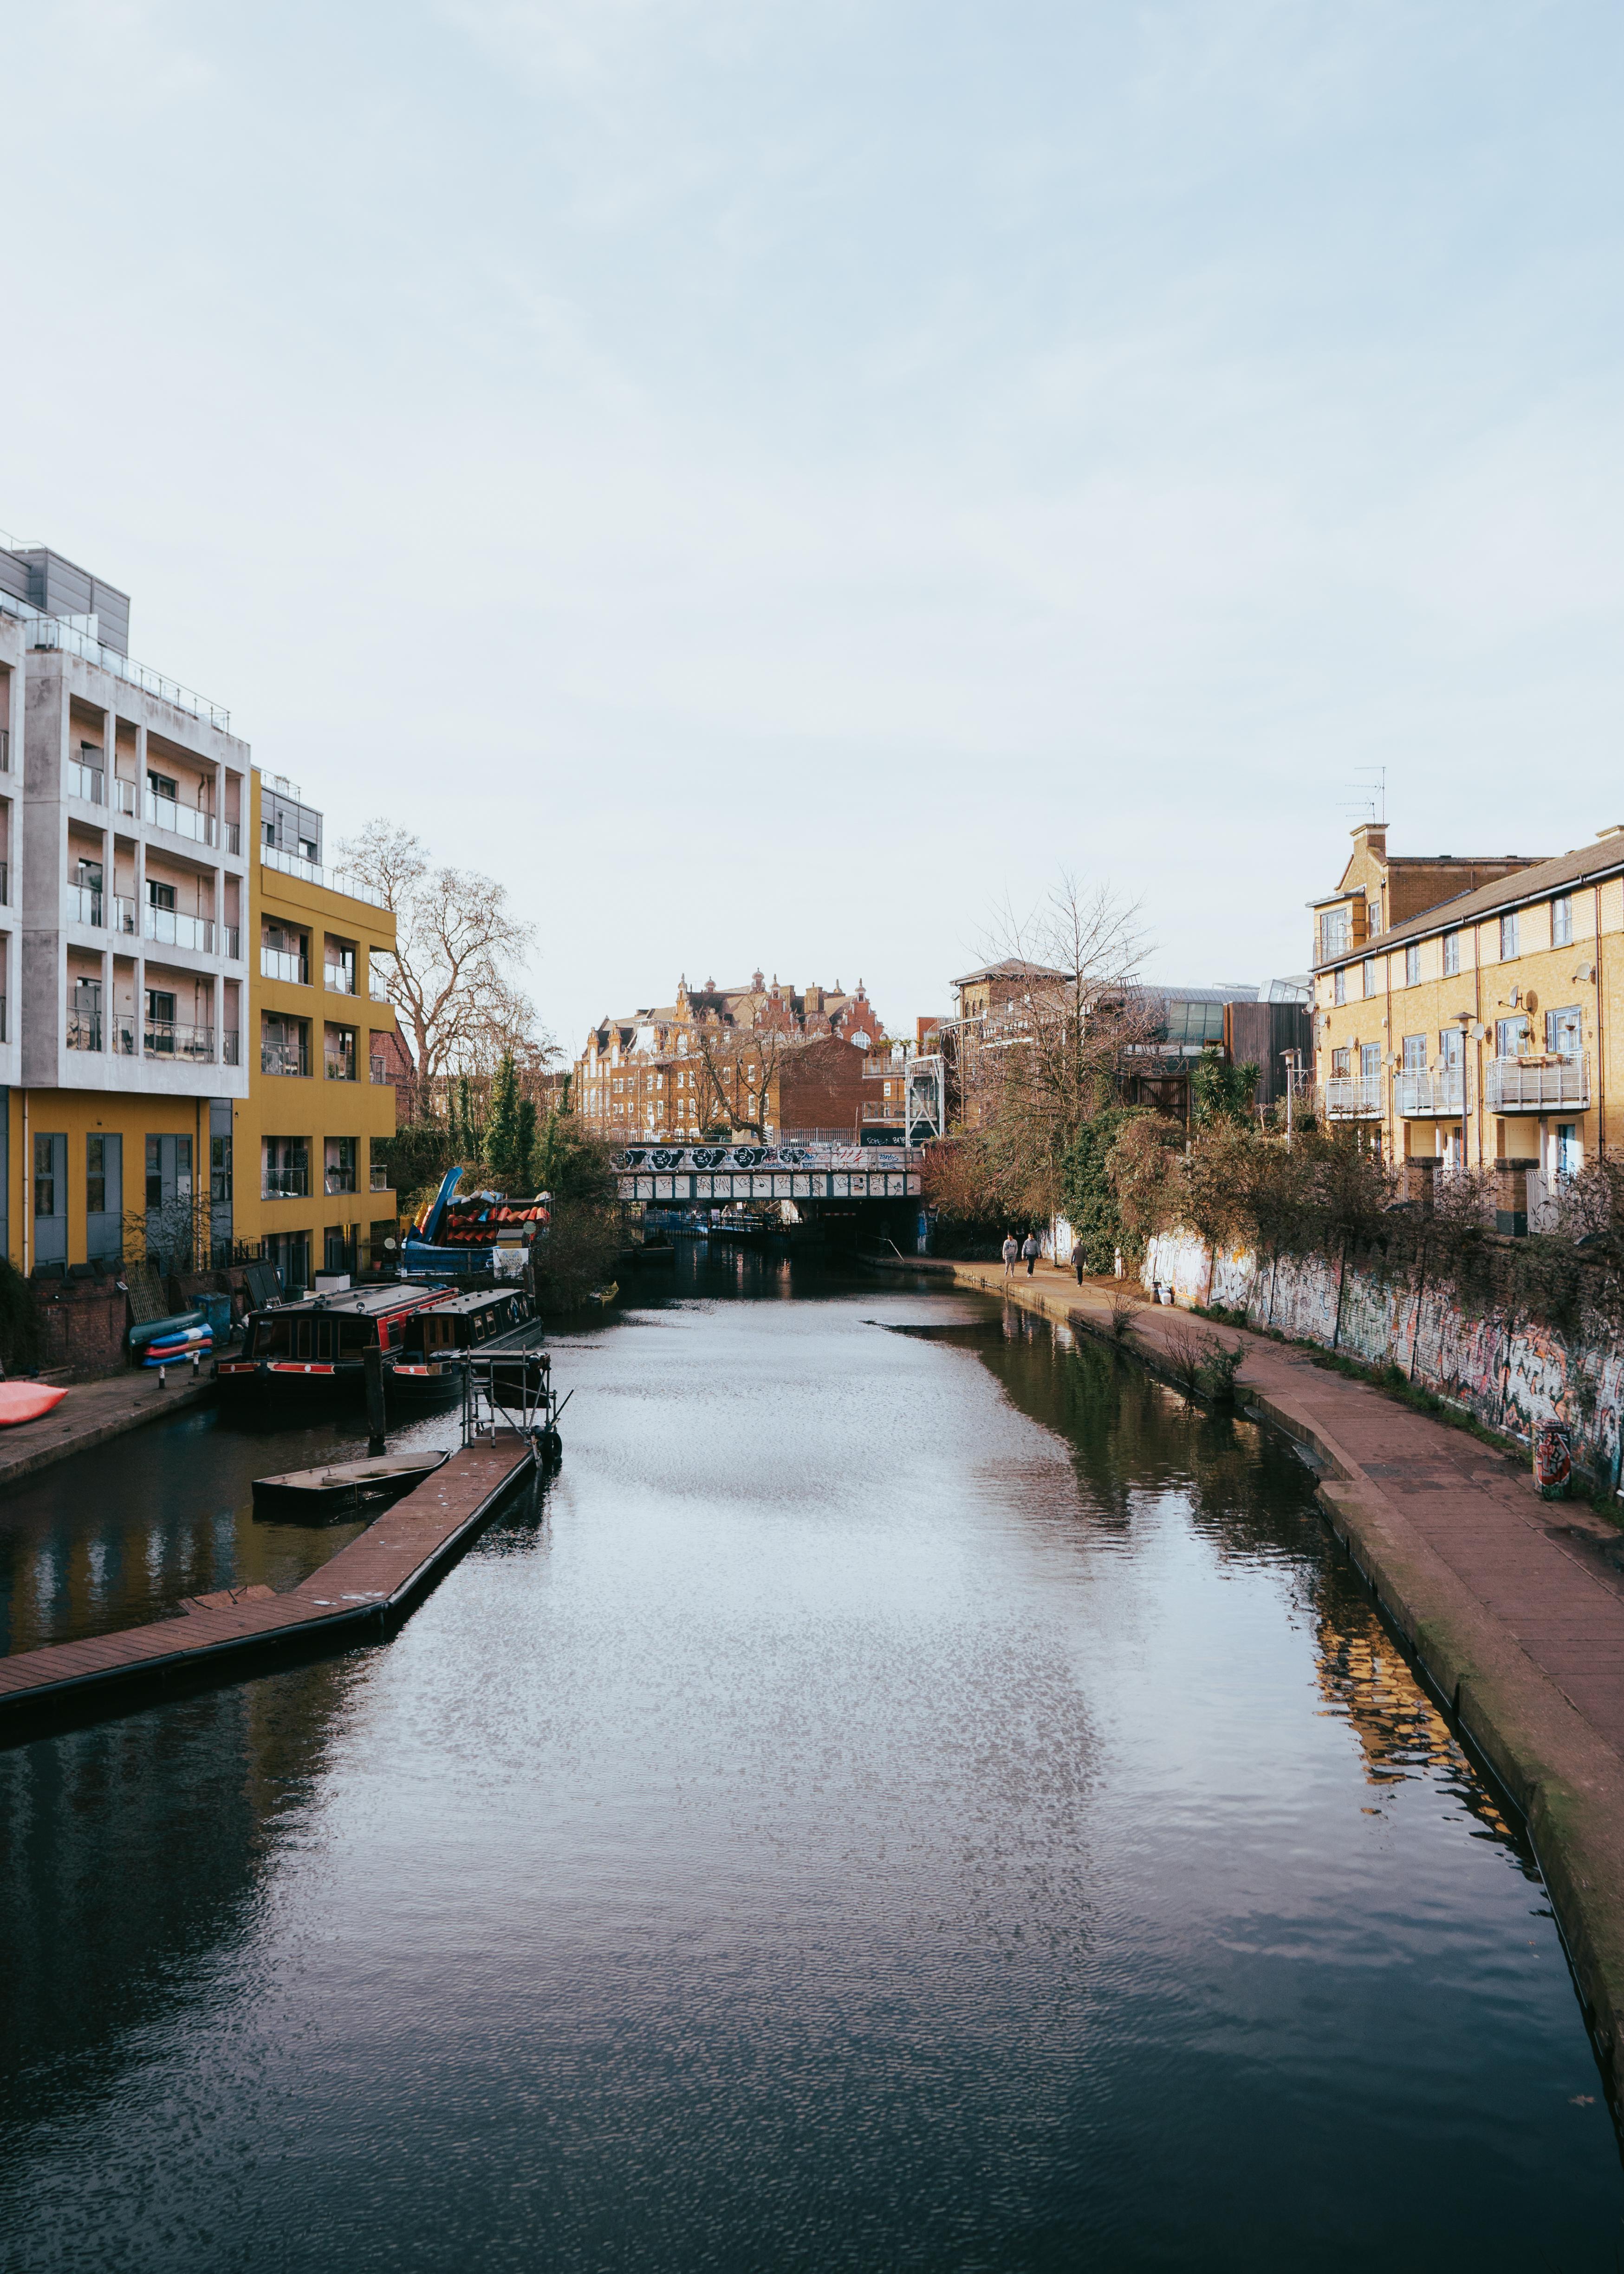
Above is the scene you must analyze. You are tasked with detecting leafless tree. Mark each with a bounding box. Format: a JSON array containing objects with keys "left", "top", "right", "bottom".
[
  {"left": 338, "top": 822, "right": 552, "bottom": 1086},
  {"left": 687, "top": 1012, "right": 805, "bottom": 1141},
  {"left": 957, "top": 873, "right": 1156, "bottom": 1216}
]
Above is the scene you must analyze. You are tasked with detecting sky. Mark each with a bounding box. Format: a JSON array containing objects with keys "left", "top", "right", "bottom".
[{"left": 5, "top": 0, "right": 1624, "bottom": 1054}]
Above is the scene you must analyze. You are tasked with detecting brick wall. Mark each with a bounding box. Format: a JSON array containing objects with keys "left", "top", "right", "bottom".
[{"left": 775, "top": 1036, "right": 867, "bottom": 1134}]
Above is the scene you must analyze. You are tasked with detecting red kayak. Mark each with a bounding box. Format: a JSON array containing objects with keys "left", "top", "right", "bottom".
[{"left": 0, "top": 1382, "right": 67, "bottom": 1427}]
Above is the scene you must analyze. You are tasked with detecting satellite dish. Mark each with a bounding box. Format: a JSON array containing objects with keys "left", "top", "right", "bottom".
[{"left": 384, "top": 1237, "right": 397, "bottom": 1251}]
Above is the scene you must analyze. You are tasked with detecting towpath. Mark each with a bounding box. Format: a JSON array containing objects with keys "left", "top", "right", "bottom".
[
  {"left": 874, "top": 1252, "right": 1624, "bottom": 2092},
  {"left": 0, "top": 1364, "right": 213, "bottom": 1488}
]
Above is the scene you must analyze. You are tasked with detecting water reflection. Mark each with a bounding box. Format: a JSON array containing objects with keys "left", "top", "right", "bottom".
[{"left": 0, "top": 1264, "right": 1618, "bottom": 2271}]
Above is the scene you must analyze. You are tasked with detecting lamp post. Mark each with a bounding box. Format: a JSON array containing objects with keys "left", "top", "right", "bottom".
[{"left": 1456, "top": 1010, "right": 1474, "bottom": 1174}]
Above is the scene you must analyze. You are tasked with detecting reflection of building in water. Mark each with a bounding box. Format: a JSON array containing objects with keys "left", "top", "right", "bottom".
[{"left": 1314, "top": 1599, "right": 1518, "bottom": 1844}]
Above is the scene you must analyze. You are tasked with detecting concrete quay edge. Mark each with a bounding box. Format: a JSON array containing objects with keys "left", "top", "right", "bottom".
[
  {"left": 864, "top": 1251, "right": 1624, "bottom": 2090},
  {"left": 0, "top": 1370, "right": 214, "bottom": 1487}
]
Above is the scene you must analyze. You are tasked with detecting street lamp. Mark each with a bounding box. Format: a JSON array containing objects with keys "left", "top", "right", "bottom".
[{"left": 1455, "top": 1010, "right": 1474, "bottom": 1173}]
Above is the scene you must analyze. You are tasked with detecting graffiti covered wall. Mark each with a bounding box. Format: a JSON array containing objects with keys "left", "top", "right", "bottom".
[{"left": 1140, "top": 1229, "right": 1624, "bottom": 1486}]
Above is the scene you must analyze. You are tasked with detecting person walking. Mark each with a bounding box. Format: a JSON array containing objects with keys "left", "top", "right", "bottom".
[
  {"left": 1022, "top": 1231, "right": 1040, "bottom": 1277},
  {"left": 1002, "top": 1231, "right": 1019, "bottom": 1278},
  {"left": 1073, "top": 1243, "right": 1086, "bottom": 1286}
]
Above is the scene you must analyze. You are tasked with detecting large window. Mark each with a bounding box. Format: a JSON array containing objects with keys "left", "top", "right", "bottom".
[
  {"left": 325, "top": 1137, "right": 358, "bottom": 1195},
  {"left": 324, "top": 1023, "right": 357, "bottom": 1082},
  {"left": 1440, "top": 1028, "right": 1464, "bottom": 1068},
  {"left": 1552, "top": 895, "right": 1574, "bottom": 947},
  {"left": 1496, "top": 1015, "right": 1529, "bottom": 1058},
  {"left": 263, "top": 1136, "right": 310, "bottom": 1199},
  {"left": 34, "top": 1134, "right": 55, "bottom": 1219},
  {"left": 262, "top": 1013, "right": 310, "bottom": 1077},
  {"left": 1546, "top": 1006, "right": 1582, "bottom": 1059},
  {"left": 86, "top": 1136, "right": 106, "bottom": 1215},
  {"left": 1402, "top": 1035, "right": 1426, "bottom": 1071}
]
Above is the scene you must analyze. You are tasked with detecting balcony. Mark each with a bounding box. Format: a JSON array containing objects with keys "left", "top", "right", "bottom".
[
  {"left": 1395, "top": 1067, "right": 1469, "bottom": 1118},
  {"left": 1485, "top": 1054, "right": 1590, "bottom": 1113},
  {"left": 66, "top": 884, "right": 104, "bottom": 927},
  {"left": 325, "top": 1167, "right": 358, "bottom": 1196},
  {"left": 66, "top": 758, "right": 104, "bottom": 805},
  {"left": 144, "top": 906, "right": 216, "bottom": 953},
  {"left": 1323, "top": 1074, "right": 1383, "bottom": 1119},
  {"left": 325, "top": 964, "right": 357, "bottom": 997},
  {"left": 111, "top": 894, "right": 137, "bottom": 935},
  {"left": 263, "top": 1167, "right": 310, "bottom": 1200},
  {"left": 113, "top": 1015, "right": 136, "bottom": 1055},
  {"left": 66, "top": 1010, "right": 102, "bottom": 1052},
  {"left": 369, "top": 966, "right": 392, "bottom": 1001},
  {"left": 144, "top": 790, "right": 218, "bottom": 847},
  {"left": 145, "top": 1019, "right": 214, "bottom": 1063},
  {"left": 260, "top": 946, "right": 309, "bottom": 984},
  {"left": 370, "top": 1161, "right": 390, "bottom": 1192},
  {"left": 324, "top": 1051, "right": 357, "bottom": 1082},
  {"left": 222, "top": 1030, "right": 241, "bottom": 1066},
  {"left": 261, "top": 1040, "right": 310, "bottom": 1077},
  {"left": 110, "top": 776, "right": 139, "bottom": 818},
  {"left": 260, "top": 842, "right": 389, "bottom": 910}
]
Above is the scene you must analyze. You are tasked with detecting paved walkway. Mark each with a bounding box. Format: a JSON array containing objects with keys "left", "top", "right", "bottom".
[
  {"left": 0, "top": 1364, "right": 213, "bottom": 1487},
  {"left": 878, "top": 1254, "right": 1624, "bottom": 2084}
]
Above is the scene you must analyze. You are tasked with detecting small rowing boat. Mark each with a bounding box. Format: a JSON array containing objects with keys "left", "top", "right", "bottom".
[{"left": 251, "top": 1449, "right": 451, "bottom": 1520}]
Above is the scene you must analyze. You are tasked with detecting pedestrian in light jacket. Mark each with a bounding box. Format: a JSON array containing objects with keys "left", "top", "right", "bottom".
[
  {"left": 1022, "top": 1232, "right": 1039, "bottom": 1277},
  {"left": 1002, "top": 1233, "right": 1019, "bottom": 1277}
]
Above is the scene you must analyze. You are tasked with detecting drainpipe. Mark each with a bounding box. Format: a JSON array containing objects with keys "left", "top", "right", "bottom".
[
  {"left": 19, "top": 1089, "right": 26, "bottom": 1275},
  {"left": 1596, "top": 880, "right": 1606, "bottom": 1160},
  {"left": 1473, "top": 928, "right": 1484, "bottom": 1170}
]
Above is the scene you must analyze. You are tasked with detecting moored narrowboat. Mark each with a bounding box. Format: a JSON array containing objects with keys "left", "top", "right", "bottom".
[
  {"left": 389, "top": 1288, "right": 536, "bottom": 1407},
  {"left": 216, "top": 1282, "right": 453, "bottom": 1395}
]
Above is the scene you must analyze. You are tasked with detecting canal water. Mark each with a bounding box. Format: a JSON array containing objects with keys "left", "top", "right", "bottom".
[{"left": 1, "top": 1252, "right": 1621, "bottom": 2270}]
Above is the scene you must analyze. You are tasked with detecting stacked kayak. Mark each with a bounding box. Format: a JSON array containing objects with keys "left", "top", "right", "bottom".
[{"left": 130, "top": 1310, "right": 214, "bottom": 1369}]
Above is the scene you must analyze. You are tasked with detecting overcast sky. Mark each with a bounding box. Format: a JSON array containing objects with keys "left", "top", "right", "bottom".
[{"left": 6, "top": 1, "right": 1623, "bottom": 1049}]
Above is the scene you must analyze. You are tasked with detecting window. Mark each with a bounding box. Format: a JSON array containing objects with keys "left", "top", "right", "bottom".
[
  {"left": 1496, "top": 1015, "right": 1530, "bottom": 1058},
  {"left": 211, "top": 1134, "right": 233, "bottom": 1203},
  {"left": 263, "top": 819, "right": 276, "bottom": 847},
  {"left": 1362, "top": 957, "right": 1377, "bottom": 998},
  {"left": 323, "top": 1023, "right": 357, "bottom": 1081},
  {"left": 86, "top": 1135, "right": 106, "bottom": 1216},
  {"left": 1440, "top": 1028, "right": 1464, "bottom": 1068},
  {"left": 1333, "top": 967, "right": 1345, "bottom": 1006},
  {"left": 263, "top": 1136, "right": 310, "bottom": 1199},
  {"left": 1367, "top": 899, "right": 1381, "bottom": 938},
  {"left": 1360, "top": 1043, "right": 1380, "bottom": 1079},
  {"left": 146, "top": 770, "right": 177, "bottom": 802},
  {"left": 1402, "top": 1035, "right": 1426, "bottom": 1071},
  {"left": 325, "top": 1136, "right": 358, "bottom": 1195},
  {"left": 145, "top": 1135, "right": 163, "bottom": 1209},
  {"left": 1443, "top": 931, "right": 1460, "bottom": 976},
  {"left": 300, "top": 838, "right": 319, "bottom": 862},
  {"left": 1499, "top": 910, "right": 1519, "bottom": 959},
  {"left": 1403, "top": 943, "right": 1419, "bottom": 987},
  {"left": 1332, "top": 1047, "right": 1350, "bottom": 1077},
  {"left": 34, "top": 1134, "right": 55, "bottom": 1219},
  {"left": 324, "top": 938, "right": 356, "bottom": 995},
  {"left": 262, "top": 1013, "right": 310, "bottom": 1076},
  {"left": 1552, "top": 895, "right": 1574, "bottom": 947},
  {"left": 147, "top": 879, "right": 176, "bottom": 912},
  {"left": 1556, "top": 1123, "right": 1582, "bottom": 1182},
  {"left": 1546, "top": 1006, "right": 1582, "bottom": 1059},
  {"left": 1319, "top": 911, "right": 1351, "bottom": 959}
]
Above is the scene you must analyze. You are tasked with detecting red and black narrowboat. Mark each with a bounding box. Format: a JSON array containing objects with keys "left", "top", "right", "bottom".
[
  {"left": 215, "top": 1282, "right": 453, "bottom": 1396},
  {"left": 388, "top": 1287, "right": 536, "bottom": 1408}
]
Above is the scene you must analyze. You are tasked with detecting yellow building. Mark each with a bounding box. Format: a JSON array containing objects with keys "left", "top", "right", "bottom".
[
  {"left": 1312, "top": 820, "right": 1624, "bottom": 1224},
  {"left": 234, "top": 769, "right": 401, "bottom": 1291}
]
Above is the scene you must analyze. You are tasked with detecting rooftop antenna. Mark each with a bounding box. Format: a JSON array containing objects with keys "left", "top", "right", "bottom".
[{"left": 1339, "top": 764, "right": 1386, "bottom": 827}]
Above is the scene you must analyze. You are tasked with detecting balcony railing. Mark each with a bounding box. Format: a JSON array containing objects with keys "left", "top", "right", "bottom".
[
  {"left": 1323, "top": 1074, "right": 1383, "bottom": 1118},
  {"left": 144, "top": 906, "right": 216, "bottom": 953},
  {"left": 324, "top": 1051, "right": 357, "bottom": 1082},
  {"left": 222, "top": 1030, "right": 240, "bottom": 1065},
  {"left": 325, "top": 964, "right": 357, "bottom": 996},
  {"left": 110, "top": 776, "right": 139, "bottom": 817},
  {"left": 260, "top": 947, "right": 309, "bottom": 984},
  {"left": 66, "top": 884, "right": 104, "bottom": 926},
  {"left": 263, "top": 1167, "right": 310, "bottom": 1199},
  {"left": 111, "top": 894, "right": 137, "bottom": 934},
  {"left": 144, "top": 790, "right": 218, "bottom": 846},
  {"left": 66, "top": 1010, "right": 102, "bottom": 1052},
  {"left": 113, "top": 1015, "right": 136, "bottom": 1056},
  {"left": 1485, "top": 1054, "right": 1590, "bottom": 1112},
  {"left": 260, "top": 842, "right": 389, "bottom": 909},
  {"left": 145, "top": 1020, "right": 214, "bottom": 1062},
  {"left": 0, "top": 586, "right": 230, "bottom": 727},
  {"left": 370, "top": 1161, "right": 390, "bottom": 1191},
  {"left": 325, "top": 1167, "right": 358, "bottom": 1195},
  {"left": 370, "top": 1055, "right": 392, "bottom": 1083},
  {"left": 1395, "top": 1067, "right": 1469, "bottom": 1118},
  {"left": 66, "top": 758, "right": 104, "bottom": 805},
  {"left": 369, "top": 966, "right": 392, "bottom": 1000},
  {"left": 261, "top": 1040, "right": 310, "bottom": 1077}
]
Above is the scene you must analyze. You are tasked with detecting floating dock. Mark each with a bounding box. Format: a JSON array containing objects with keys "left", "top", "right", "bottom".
[{"left": 0, "top": 1435, "right": 539, "bottom": 1738}]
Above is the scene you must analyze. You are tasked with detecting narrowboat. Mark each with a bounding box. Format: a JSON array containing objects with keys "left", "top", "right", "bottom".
[
  {"left": 398, "top": 1168, "right": 550, "bottom": 1283},
  {"left": 389, "top": 1287, "right": 536, "bottom": 1407},
  {"left": 215, "top": 1282, "right": 453, "bottom": 1396}
]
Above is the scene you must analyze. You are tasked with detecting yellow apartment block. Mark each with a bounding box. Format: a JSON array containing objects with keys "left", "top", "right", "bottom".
[
  {"left": 1312, "top": 820, "right": 1624, "bottom": 1225},
  {"left": 238, "top": 770, "right": 401, "bottom": 1293}
]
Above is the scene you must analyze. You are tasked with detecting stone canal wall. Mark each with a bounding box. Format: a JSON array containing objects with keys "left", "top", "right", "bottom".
[{"left": 1142, "top": 1228, "right": 1624, "bottom": 1488}]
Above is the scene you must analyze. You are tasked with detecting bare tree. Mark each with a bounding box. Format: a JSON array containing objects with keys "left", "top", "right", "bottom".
[
  {"left": 957, "top": 874, "right": 1155, "bottom": 1216},
  {"left": 687, "top": 1014, "right": 806, "bottom": 1141},
  {"left": 338, "top": 822, "right": 551, "bottom": 1086}
]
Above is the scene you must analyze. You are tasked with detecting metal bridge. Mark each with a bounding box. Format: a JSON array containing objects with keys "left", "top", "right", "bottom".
[{"left": 614, "top": 1139, "right": 922, "bottom": 1206}]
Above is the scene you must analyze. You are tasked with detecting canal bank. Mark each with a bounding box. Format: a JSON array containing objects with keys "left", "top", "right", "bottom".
[
  {"left": 0, "top": 1366, "right": 214, "bottom": 1487},
  {"left": 869, "top": 1252, "right": 1624, "bottom": 2101}
]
